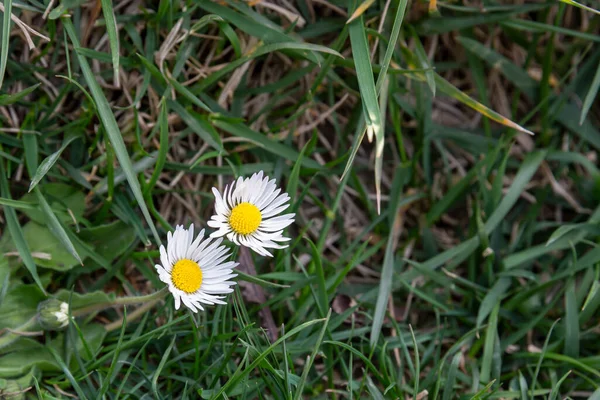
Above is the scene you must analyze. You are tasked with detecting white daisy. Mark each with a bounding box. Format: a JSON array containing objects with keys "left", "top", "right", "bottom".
[
  {"left": 208, "top": 171, "right": 295, "bottom": 257},
  {"left": 155, "top": 224, "right": 238, "bottom": 312}
]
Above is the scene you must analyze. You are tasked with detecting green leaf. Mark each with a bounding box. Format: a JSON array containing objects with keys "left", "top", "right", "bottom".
[
  {"left": 63, "top": 19, "right": 160, "bottom": 246},
  {"left": 0, "top": 221, "right": 84, "bottom": 271},
  {"left": 0, "top": 83, "right": 41, "bottom": 106},
  {"left": 370, "top": 165, "right": 407, "bottom": 347},
  {"left": 29, "top": 134, "right": 80, "bottom": 192},
  {"left": 0, "top": 0, "right": 12, "bottom": 90},
  {"left": 213, "top": 120, "right": 321, "bottom": 169},
  {"left": 55, "top": 289, "right": 115, "bottom": 310},
  {"left": 78, "top": 220, "right": 137, "bottom": 262},
  {"left": 580, "top": 56, "right": 600, "bottom": 124},
  {"left": 443, "top": 352, "right": 462, "bottom": 400},
  {"left": 477, "top": 277, "right": 511, "bottom": 329},
  {"left": 0, "top": 160, "right": 44, "bottom": 292},
  {"left": 348, "top": 13, "right": 384, "bottom": 212},
  {"left": 34, "top": 188, "right": 82, "bottom": 265},
  {"left": 100, "top": 0, "right": 120, "bottom": 85},
  {"left": 564, "top": 279, "right": 579, "bottom": 358},
  {"left": 559, "top": 0, "right": 600, "bottom": 15},
  {"left": 480, "top": 303, "right": 499, "bottom": 383},
  {"left": 20, "top": 183, "right": 85, "bottom": 225},
  {"left": 167, "top": 100, "right": 223, "bottom": 152},
  {"left": 0, "top": 284, "right": 44, "bottom": 330}
]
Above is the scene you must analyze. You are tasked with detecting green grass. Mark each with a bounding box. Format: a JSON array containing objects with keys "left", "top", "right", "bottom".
[{"left": 1, "top": 0, "right": 600, "bottom": 398}]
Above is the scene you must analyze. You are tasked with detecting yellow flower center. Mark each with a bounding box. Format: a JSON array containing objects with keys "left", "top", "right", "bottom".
[
  {"left": 171, "top": 259, "right": 202, "bottom": 293},
  {"left": 229, "top": 202, "right": 262, "bottom": 235}
]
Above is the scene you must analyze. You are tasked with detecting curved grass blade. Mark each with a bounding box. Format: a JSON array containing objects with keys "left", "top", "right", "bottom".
[{"left": 63, "top": 18, "right": 160, "bottom": 246}]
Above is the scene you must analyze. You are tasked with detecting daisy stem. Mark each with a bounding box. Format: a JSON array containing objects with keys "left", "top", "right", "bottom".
[{"left": 72, "top": 287, "right": 169, "bottom": 317}]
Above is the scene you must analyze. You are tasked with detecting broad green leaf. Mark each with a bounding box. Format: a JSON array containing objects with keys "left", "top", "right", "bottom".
[
  {"left": 0, "top": 284, "right": 44, "bottom": 330},
  {"left": 78, "top": 221, "right": 136, "bottom": 262}
]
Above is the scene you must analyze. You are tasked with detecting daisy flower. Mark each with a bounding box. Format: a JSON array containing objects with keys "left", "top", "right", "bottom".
[
  {"left": 155, "top": 224, "right": 238, "bottom": 312},
  {"left": 208, "top": 171, "right": 295, "bottom": 257}
]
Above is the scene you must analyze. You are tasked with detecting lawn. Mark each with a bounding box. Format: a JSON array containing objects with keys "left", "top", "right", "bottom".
[{"left": 1, "top": 0, "right": 600, "bottom": 398}]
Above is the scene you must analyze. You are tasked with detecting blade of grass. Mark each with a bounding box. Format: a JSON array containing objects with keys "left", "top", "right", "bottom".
[
  {"left": 306, "top": 239, "right": 328, "bottom": 318},
  {"left": 347, "top": 0, "right": 376, "bottom": 24},
  {"left": 34, "top": 187, "right": 83, "bottom": 265},
  {"left": 152, "top": 336, "right": 176, "bottom": 397},
  {"left": 580, "top": 56, "right": 600, "bottom": 125},
  {"left": 63, "top": 18, "right": 160, "bottom": 246},
  {"left": 0, "top": 0, "right": 12, "bottom": 90},
  {"left": 480, "top": 303, "right": 499, "bottom": 384},
  {"left": 213, "top": 120, "right": 321, "bottom": 169},
  {"left": 292, "top": 309, "right": 331, "bottom": 400},
  {"left": 564, "top": 279, "right": 579, "bottom": 358},
  {"left": 559, "top": 0, "right": 600, "bottom": 15},
  {"left": 341, "top": 0, "right": 407, "bottom": 181},
  {"left": 370, "top": 166, "right": 407, "bottom": 347},
  {"left": 101, "top": 0, "right": 120, "bottom": 86},
  {"left": 144, "top": 99, "right": 169, "bottom": 195},
  {"left": 0, "top": 159, "right": 45, "bottom": 293},
  {"left": 442, "top": 352, "right": 462, "bottom": 400},
  {"left": 476, "top": 277, "right": 511, "bottom": 330},
  {"left": 548, "top": 370, "right": 571, "bottom": 400},
  {"left": 29, "top": 133, "right": 80, "bottom": 192},
  {"left": 0, "top": 83, "right": 40, "bottom": 106},
  {"left": 348, "top": 12, "right": 383, "bottom": 212}
]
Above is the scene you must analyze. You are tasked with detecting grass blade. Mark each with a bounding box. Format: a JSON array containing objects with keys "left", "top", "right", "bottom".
[
  {"left": 480, "top": 303, "right": 499, "bottom": 384},
  {"left": 580, "top": 57, "right": 600, "bottom": 125},
  {"left": 29, "top": 133, "right": 80, "bottom": 192},
  {"left": 0, "top": 83, "right": 40, "bottom": 106},
  {"left": 442, "top": 352, "right": 462, "bottom": 400},
  {"left": 63, "top": 18, "right": 160, "bottom": 245},
  {"left": 559, "top": 0, "right": 600, "bottom": 14},
  {"left": 0, "top": 0, "right": 12, "bottom": 90},
  {"left": 348, "top": 13, "right": 383, "bottom": 213},
  {"left": 0, "top": 159, "right": 45, "bottom": 293},
  {"left": 292, "top": 309, "right": 331, "bottom": 400},
  {"left": 564, "top": 279, "right": 579, "bottom": 358},
  {"left": 101, "top": 0, "right": 120, "bottom": 86},
  {"left": 34, "top": 187, "right": 83, "bottom": 265},
  {"left": 370, "top": 166, "right": 406, "bottom": 347}
]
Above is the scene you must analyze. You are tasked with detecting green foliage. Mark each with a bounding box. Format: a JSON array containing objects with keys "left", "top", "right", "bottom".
[{"left": 0, "top": 0, "right": 599, "bottom": 398}]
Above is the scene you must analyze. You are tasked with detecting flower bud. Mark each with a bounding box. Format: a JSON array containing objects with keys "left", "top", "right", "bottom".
[{"left": 37, "top": 299, "right": 69, "bottom": 331}]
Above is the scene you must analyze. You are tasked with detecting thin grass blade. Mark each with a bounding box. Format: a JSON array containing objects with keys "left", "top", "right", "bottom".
[{"left": 63, "top": 19, "right": 160, "bottom": 245}]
